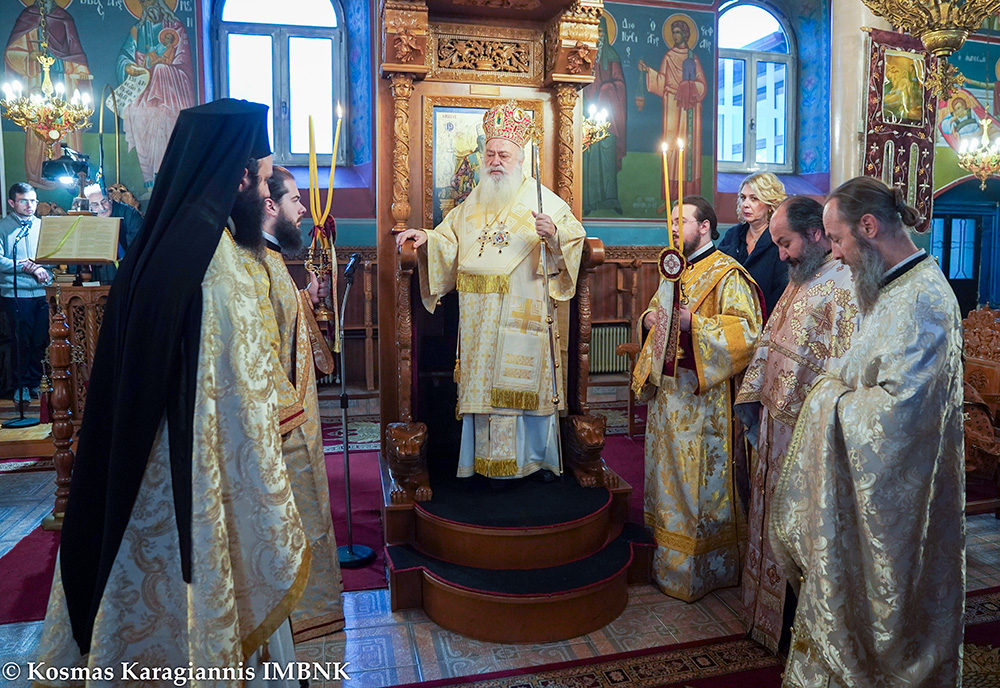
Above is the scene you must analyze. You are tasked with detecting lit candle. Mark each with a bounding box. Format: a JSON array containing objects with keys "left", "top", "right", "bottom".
[
  {"left": 55, "top": 82, "right": 64, "bottom": 96},
  {"left": 588, "top": 104, "right": 596, "bottom": 118},
  {"left": 677, "top": 137, "right": 684, "bottom": 220},
  {"left": 661, "top": 142, "right": 673, "bottom": 251},
  {"left": 81, "top": 92, "right": 90, "bottom": 106},
  {"left": 2, "top": 83, "right": 11, "bottom": 101},
  {"left": 13, "top": 81, "right": 22, "bottom": 97},
  {"left": 314, "top": 102, "right": 343, "bottom": 231}
]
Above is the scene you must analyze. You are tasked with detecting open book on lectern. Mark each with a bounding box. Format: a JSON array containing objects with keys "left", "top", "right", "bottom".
[{"left": 34, "top": 215, "right": 121, "bottom": 265}]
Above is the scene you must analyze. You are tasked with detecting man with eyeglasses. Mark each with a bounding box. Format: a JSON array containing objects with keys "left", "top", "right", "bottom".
[
  {"left": 84, "top": 184, "right": 145, "bottom": 284},
  {"left": 0, "top": 182, "right": 52, "bottom": 403},
  {"left": 633, "top": 195, "right": 762, "bottom": 602}
]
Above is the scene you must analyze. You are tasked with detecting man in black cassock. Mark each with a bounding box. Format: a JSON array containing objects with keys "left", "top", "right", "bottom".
[{"left": 34, "top": 99, "right": 309, "bottom": 685}]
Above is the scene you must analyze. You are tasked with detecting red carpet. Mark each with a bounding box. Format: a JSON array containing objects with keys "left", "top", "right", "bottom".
[
  {"left": 325, "top": 449, "right": 386, "bottom": 590},
  {"left": 0, "top": 449, "right": 385, "bottom": 629},
  {"left": 0, "top": 526, "right": 59, "bottom": 623},
  {"left": 603, "top": 434, "right": 645, "bottom": 524}
]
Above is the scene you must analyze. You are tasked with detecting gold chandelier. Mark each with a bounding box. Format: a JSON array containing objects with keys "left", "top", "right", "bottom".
[
  {"left": 861, "top": 0, "right": 1000, "bottom": 97},
  {"left": 0, "top": 0, "right": 93, "bottom": 159},
  {"left": 958, "top": 119, "right": 1000, "bottom": 189},
  {"left": 582, "top": 105, "right": 610, "bottom": 152}
]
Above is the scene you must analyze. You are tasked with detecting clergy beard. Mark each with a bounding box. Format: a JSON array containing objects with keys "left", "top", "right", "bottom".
[
  {"left": 787, "top": 240, "right": 829, "bottom": 285},
  {"left": 273, "top": 213, "right": 303, "bottom": 252},
  {"left": 682, "top": 236, "right": 701, "bottom": 259},
  {"left": 231, "top": 183, "right": 267, "bottom": 259},
  {"left": 478, "top": 168, "right": 523, "bottom": 215},
  {"left": 851, "top": 233, "right": 887, "bottom": 315}
]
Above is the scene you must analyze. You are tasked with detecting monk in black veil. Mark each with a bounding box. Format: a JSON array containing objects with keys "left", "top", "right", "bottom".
[{"left": 35, "top": 99, "right": 310, "bottom": 676}]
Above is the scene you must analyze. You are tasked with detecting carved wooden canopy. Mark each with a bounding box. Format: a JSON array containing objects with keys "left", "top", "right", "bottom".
[{"left": 425, "top": 0, "right": 576, "bottom": 23}]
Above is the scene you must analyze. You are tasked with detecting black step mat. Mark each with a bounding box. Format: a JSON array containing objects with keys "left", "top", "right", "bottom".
[
  {"left": 416, "top": 472, "right": 614, "bottom": 528},
  {"left": 386, "top": 523, "right": 654, "bottom": 596}
]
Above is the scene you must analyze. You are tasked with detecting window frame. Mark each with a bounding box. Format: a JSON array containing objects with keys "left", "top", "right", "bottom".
[
  {"left": 215, "top": 1, "right": 348, "bottom": 167},
  {"left": 716, "top": 3, "right": 796, "bottom": 174}
]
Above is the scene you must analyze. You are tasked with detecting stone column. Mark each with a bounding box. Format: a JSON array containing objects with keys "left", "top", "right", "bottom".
[{"left": 830, "top": 4, "right": 892, "bottom": 188}]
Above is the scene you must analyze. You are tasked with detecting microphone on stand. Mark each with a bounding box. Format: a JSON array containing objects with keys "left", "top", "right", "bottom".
[{"left": 336, "top": 251, "right": 374, "bottom": 568}]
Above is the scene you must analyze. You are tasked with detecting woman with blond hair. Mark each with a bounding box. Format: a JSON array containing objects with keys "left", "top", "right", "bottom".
[{"left": 718, "top": 172, "right": 788, "bottom": 320}]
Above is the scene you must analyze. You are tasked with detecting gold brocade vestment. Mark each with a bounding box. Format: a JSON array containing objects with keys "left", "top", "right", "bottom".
[
  {"left": 418, "top": 177, "right": 585, "bottom": 479},
  {"left": 634, "top": 247, "right": 762, "bottom": 602},
  {"left": 33, "top": 231, "right": 309, "bottom": 684},
  {"left": 259, "top": 248, "right": 345, "bottom": 641},
  {"left": 734, "top": 256, "right": 859, "bottom": 654},
  {"left": 773, "top": 256, "right": 965, "bottom": 688}
]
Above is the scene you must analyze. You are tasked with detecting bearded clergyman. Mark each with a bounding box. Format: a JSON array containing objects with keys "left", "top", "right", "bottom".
[
  {"left": 395, "top": 100, "right": 586, "bottom": 481},
  {"left": 633, "top": 196, "right": 762, "bottom": 602},
  {"left": 733, "top": 196, "right": 860, "bottom": 656},
  {"left": 773, "top": 176, "right": 964, "bottom": 687}
]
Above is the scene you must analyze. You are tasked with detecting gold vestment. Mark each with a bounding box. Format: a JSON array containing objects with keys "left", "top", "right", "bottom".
[
  {"left": 418, "top": 177, "right": 585, "bottom": 478},
  {"left": 734, "top": 256, "right": 859, "bottom": 653},
  {"left": 261, "top": 248, "right": 344, "bottom": 641},
  {"left": 773, "top": 256, "right": 965, "bottom": 687},
  {"left": 635, "top": 247, "right": 762, "bottom": 601},
  {"left": 33, "top": 232, "right": 309, "bottom": 683}
]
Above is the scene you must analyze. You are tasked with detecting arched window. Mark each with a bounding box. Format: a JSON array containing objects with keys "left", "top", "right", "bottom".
[
  {"left": 717, "top": 3, "right": 796, "bottom": 173},
  {"left": 217, "top": 0, "right": 347, "bottom": 166}
]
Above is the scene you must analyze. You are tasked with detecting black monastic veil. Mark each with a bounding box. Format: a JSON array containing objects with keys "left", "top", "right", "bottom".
[{"left": 59, "top": 99, "right": 272, "bottom": 653}]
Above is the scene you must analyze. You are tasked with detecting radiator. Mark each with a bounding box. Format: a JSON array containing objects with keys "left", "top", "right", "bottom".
[{"left": 590, "top": 323, "right": 630, "bottom": 374}]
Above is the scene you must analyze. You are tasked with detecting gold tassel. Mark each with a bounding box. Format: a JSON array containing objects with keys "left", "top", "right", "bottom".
[
  {"left": 474, "top": 456, "right": 518, "bottom": 477},
  {"left": 457, "top": 272, "right": 510, "bottom": 294},
  {"left": 490, "top": 388, "right": 539, "bottom": 410}
]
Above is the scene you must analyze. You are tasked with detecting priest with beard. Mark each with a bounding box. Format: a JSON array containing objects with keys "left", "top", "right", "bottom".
[
  {"left": 395, "top": 100, "right": 585, "bottom": 481},
  {"left": 34, "top": 99, "right": 309, "bottom": 686},
  {"left": 772, "top": 177, "right": 964, "bottom": 687},
  {"left": 633, "top": 195, "right": 762, "bottom": 602},
  {"left": 733, "top": 196, "right": 860, "bottom": 656},
  {"left": 260, "top": 165, "right": 345, "bottom": 641}
]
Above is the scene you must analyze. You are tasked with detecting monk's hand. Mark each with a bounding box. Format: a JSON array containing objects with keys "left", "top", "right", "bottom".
[
  {"left": 532, "top": 211, "right": 556, "bottom": 239},
  {"left": 637, "top": 59, "right": 648, "bottom": 73},
  {"left": 679, "top": 305, "right": 692, "bottom": 332},
  {"left": 394, "top": 228, "right": 427, "bottom": 250}
]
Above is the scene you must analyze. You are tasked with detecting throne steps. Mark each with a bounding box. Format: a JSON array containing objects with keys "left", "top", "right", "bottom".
[
  {"left": 382, "top": 462, "right": 654, "bottom": 643},
  {"left": 385, "top": 523, "right": 653, "bottom": 643}
]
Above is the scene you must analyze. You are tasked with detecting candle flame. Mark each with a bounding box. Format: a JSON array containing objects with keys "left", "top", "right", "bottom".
[
  {"left": 336, "top": 102, "right": 343, "bottom": 119},
  {"left": 661, "top": 142, "right": 668, "bottom": 152},
  {"left": 677, "top": 137, "right": 684, "bottom": 150}
]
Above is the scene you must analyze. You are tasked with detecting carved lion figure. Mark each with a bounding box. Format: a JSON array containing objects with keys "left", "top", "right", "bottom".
[
  {"left": 562, "top": 413, "right": 617, "bottom": 488},
  {"left": 386, "top": 421, "right": 432, "bottom": 504}
]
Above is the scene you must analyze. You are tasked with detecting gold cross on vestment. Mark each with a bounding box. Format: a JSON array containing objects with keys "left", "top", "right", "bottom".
[{"left": 510, "top": 299, "right": 542, "bottom": 334}]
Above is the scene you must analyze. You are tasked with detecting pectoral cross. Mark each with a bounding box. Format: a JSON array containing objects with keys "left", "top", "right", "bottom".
[{"left": 510, "top": 298, "right": 543, "bottom": 334}]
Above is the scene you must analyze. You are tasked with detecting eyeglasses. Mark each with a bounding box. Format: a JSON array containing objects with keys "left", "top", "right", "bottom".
[{"left": 88, "top": 200, "right": 110, "bottom": 211}]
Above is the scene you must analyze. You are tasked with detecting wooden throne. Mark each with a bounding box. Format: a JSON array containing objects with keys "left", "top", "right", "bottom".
[{"left": 374, "top": 0, "right": 653, "bottom": 642}]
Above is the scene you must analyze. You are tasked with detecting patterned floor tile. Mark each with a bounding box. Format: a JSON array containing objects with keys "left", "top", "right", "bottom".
[
  {"left": 410, "top": 622, "right": 512, "bottom": 677},
  {"left": 341, "top": 623, "right": 418, "bottom": 671},
  {"left": 487, "top": 639, "right": 599, "bottom": 669},
  {"left": 587, "top": 629, "right": 683, "bottom": 655},
  {"left": 0, "top": 621, "right": 45, "bottom": 688},
  {"left": 342, "top": 589, "right": 410, "bottom": 629}
]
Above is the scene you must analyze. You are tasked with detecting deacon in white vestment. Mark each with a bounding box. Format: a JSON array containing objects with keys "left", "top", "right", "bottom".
[
  {"left": 734, "top": 196, "right": 860, "bottom": 654},
  {"left": 773, "top": 177, "right": 964, "bottom": 688},
  {"left": 396, "top": 100, "right": 585, "bottom": 480}
]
